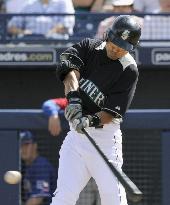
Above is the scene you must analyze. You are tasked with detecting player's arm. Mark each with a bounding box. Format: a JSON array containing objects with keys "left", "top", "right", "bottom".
[
  {"left": 63, "top": 70, "right": 83, "bottom": 122},
  {"left": 56, "top": 40, "right": 89, "bottom": 123},
  {"left": 63, "top": 70, "right": 80, "bottom": 95},
  {"left": 73, "top": 65, "right": 138, "bottom": 133},
  {"left": 56, "top": 40, "right": 86, "bottom": 82},
  {"left": 42, "top": 98, "right": 67, "bottom": 136},
  {"left": 25, "top": 197, "right": 43, "bottom": 205}
]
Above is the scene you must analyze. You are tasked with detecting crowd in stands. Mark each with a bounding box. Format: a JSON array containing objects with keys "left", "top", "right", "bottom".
[
  {"left": 95, "top": 0, "right": 143, "bottom": 39},
  {"left": 0, "top": 0, "right": 169, "bottom": 41}
]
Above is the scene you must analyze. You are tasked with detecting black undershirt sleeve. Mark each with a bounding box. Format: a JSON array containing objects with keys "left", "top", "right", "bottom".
[{"left": 62, "top": 38, "right": 91, "bottom": 71}]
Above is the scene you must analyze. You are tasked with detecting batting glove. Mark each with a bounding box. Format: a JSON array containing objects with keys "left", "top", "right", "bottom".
[
  {"left": 72, "top": 114, "right": 101, "bottom": 134},
  {"left": 72, "top": 117, "right": 90, "bottom": 134},
  {"left": 65, "top": 91, "right": 82, "bottom": 122}
]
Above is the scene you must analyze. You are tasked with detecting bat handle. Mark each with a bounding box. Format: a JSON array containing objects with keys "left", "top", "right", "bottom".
[{"left": 127, "top": 192, "right": 143, "bottom": 203}]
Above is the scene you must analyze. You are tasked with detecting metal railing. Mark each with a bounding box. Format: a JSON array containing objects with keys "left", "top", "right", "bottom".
[{"left": 0, "top": 13, "right": 169, "bottom": 44}]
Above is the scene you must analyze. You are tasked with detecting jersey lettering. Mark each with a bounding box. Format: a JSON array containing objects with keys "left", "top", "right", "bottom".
[{"left": 79, "top": 78, "right": 105, "bottom": 107}]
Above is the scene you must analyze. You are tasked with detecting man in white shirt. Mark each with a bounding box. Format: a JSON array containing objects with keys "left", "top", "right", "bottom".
[
  {"left": 141, "top": 0, "right": 170, "bottom": 40},
  {"left": 6, "top": 0, "right": 35, "bottom": 13},
  {"left": 134, "top": 0, "right": 160, "bottom": 13}
]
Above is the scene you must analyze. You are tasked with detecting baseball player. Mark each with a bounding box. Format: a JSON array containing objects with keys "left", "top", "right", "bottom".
[
  {"left": 20, "top": 130, "right": 57, "bottom": 205},
  {"left": 51, "top": 15, "right": 141, "bottom": 205}
]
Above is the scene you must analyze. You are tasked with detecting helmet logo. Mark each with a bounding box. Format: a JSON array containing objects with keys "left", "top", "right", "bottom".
[{"left": 121, "top": 30, "right": 130, "bottom": 40}]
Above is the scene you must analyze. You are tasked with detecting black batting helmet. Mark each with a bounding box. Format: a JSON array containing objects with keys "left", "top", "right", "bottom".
[{"left": 106, "top": 15, "right": 141, "bottom": 51}]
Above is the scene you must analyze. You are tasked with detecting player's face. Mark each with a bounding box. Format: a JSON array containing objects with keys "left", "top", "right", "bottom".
[
  {"left": 106, "top": 42, "right": 128, "bottom": 60},
  {"left": 20, "top": 143, "right": 36, "bottom": 162}
]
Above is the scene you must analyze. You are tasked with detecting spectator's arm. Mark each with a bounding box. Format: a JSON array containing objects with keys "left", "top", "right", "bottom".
[
  {"left": 42, "top": 99, "right": 61, "bottom": 117},
  {"left": 72, "top": 0, "right": 95, "bottom": 7},
  {"left": 8, "top": 26, "right": 23, "bottom": 35},
  {"left": 25, "top": 197, "right": 43, "bottom": 205},
  {"left": 42, "top": 99, "right": 67, "bottom": 136},
  {"left": 52, "top": 0, "right": 75, "bottom": 35},
  {"left": 8, "top": 26, "right": 33, "bottom": 35},
  {"left": 47, "top": 24, "right": 68, "bottom": 35},
  {"left": 91, "top": 0, "right": 105, "bottom": 12},
  {"left": 8, "top": 16, "right": 25, "bottom": 35},
  {"left": 8, "top": 16, "right": 33, "bottom": 36}
]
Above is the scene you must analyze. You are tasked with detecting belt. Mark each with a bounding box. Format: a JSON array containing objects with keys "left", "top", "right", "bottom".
[{"left": 95, "top": 125, "right": 103, "bottom": 129}]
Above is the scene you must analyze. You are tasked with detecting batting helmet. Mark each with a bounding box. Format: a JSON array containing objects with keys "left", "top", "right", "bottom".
[{"left": 106, "top": 15, "right": 141, "bottom": 51}]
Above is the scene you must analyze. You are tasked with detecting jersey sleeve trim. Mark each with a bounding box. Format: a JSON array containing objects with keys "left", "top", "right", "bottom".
[{"left": 118, "top": 53, "right": 137, "bottom": 70}]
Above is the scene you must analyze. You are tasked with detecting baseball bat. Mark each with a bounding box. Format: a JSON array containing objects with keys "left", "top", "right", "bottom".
[{"left": 82, "top": 128, "right": 143, "bottom": 203}]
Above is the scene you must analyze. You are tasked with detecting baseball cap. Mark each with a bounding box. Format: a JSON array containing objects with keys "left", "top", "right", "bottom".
[
  {"left": 112, "top": 0, "right": 134, "bottom": 6},
  {"left": 19, "top": 130, "right": 36, "bottom": 145}
]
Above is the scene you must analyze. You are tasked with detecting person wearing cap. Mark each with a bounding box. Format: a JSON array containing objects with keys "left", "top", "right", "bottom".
[
  {"left": 20, "top": 130, "right": 57, "bottom": 205},
  {"left": 95, "top": 0, "right": 143, "bottom": 39},
  {"left": 50, "top": 14, "right": 141, "bottom": 205}
]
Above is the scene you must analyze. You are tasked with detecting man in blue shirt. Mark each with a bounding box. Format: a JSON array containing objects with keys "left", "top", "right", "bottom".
[
  {"left": 8, "top": 0, "right": 75, "bottom": 38},
  {"left": 20, "top": 130, "right": 57, "bottom": 205}
]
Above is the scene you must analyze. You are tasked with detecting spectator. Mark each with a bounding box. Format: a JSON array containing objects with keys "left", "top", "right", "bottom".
[
  {"left": 42, "top": 98, "right": 101, "bottom": 204},
  {"left": 6, "top": 0, "right": 35, "bottom": 13},
  {"left": 95, "top": 0, "right": 143, "bottom": 39},
  {"left": 133, "top": 0, "right": 160, "bottom": 13},
  {"left": 159, "top": 0, "right": 170, "bottom": 13},
  {"left": 141, "top": 0, "right": 170, "bottom": 40},
  {"left": 72, "top": 0, "right": 106, "bottom": 12},
  {"left": 8, "top": 0, "right": 75, "bottom": 39},
  {"left": 19, "top": 130, "right": 57, "bottom": 205},
  {"left": 101, "top": 0, "right": 131, "bottom": 12},
  {"left": 0, "top": 0, "right": 5, "bottom": 13}
]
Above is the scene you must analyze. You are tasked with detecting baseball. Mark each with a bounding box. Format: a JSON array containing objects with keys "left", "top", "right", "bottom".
[{"left": 4, "top": 171, "right": 22, "bottom": 184}]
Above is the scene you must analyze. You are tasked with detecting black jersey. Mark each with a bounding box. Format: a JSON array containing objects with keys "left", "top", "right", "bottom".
[{"left": 63, "top": 38, "right": 139, "bottom": 118}]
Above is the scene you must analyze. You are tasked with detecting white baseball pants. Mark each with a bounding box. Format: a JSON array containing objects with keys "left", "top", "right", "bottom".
[{"left": 51, "top": 122, "right": 128, "bottom": 205}]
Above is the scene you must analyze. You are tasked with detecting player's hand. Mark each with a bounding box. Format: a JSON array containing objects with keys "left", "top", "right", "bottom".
[
  {"left": 48, "top": 115, "right": 62, "bottom": 136},
  {"left": 72, "top": 117, "right": 90, "bottom": 134}
]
